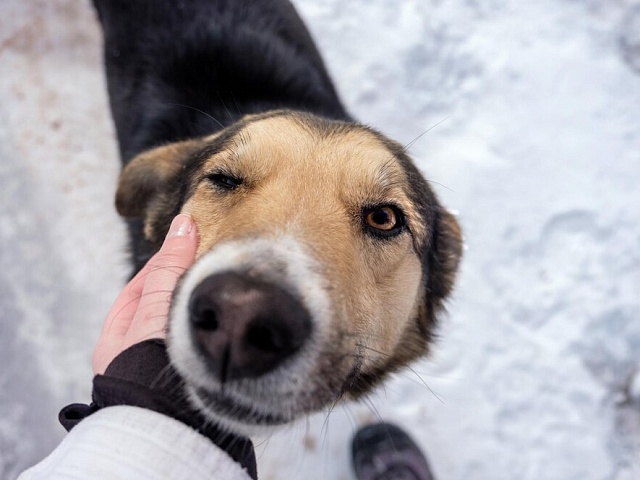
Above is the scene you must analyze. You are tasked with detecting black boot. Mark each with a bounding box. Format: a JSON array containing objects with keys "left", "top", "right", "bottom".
[{"left": 352, "top": 423, "right": 435, "bottom": 480}]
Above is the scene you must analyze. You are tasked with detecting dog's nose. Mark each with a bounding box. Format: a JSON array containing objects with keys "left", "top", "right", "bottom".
[{"left": 188, "top": 272, "right": 312, "bottom": 382}]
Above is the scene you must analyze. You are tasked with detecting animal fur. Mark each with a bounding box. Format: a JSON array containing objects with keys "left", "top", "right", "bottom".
[{"left": 93, "top": 0, "right": 463, "bottom": 435}]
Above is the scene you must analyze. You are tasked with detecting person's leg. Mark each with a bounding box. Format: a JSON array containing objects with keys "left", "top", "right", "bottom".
[{"left": 351, "top": 423, "right": 435, "bottom": 480}]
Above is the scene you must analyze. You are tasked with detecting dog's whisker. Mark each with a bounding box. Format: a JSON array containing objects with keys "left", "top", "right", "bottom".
[
  {"left": 144, "top": 264, "right": 190, "bottom": 274},
  {"left": 361, "top": 396, "right": 385, "bottom": 426},
  {"left": 354, "top": 343, "right": 444, "bottom": 403},
  {"left": 112, "top": 287, "right": 180, "bottom": 315},
  {"left": 319, "top": 392, "right": 342, "bottom": 441},
  {"left": 402, "top": 117, "right": 450, "bottom": 152},
  {"left": 166, "top": 102, "right": 225, "bottom": 129},
  {"left": 426, "top": 178, "right": 454, "bottom": 192},
  {"left": 405, "top": 364, "right": 445, "bottom": 403},
  {"left": 342, "top": 402, "right": 358, "bottom": 430},
  {"left": 320, "top": 405, "right": 335, "bottom": 453},
  {"left": 229, "top": 91, "right": 242, "bottom": 117},
  {"left": 216, "top": 91, "right": 235, "bottom": 122}
]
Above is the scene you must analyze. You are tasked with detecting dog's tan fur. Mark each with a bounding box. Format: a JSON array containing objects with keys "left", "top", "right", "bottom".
[
  {"left": 184, "top": 116, "right": 427, "bottom": 359},
  {"left": 116, "top": 111, "right": 462, "bottom": 429}
]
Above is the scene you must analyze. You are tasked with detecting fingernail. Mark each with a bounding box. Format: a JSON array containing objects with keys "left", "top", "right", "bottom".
[{"left": 167, "top": 214, "right": 193, "bottom": 238}]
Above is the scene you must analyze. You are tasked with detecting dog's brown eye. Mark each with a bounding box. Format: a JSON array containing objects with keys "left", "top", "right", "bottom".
[
  {"left": 363, "top": 205, "right": 404, "bottom": 236},
  {"left": 207, "top": 173, "right": 242, "bottom": 191},
  {"left": 365, "top": 207, "right": 397, "bottom": 230}
]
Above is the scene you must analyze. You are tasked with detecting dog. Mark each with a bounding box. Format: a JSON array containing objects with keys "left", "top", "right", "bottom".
[{"left": 93, "top": 0, "right": 463, "bottom": 436}]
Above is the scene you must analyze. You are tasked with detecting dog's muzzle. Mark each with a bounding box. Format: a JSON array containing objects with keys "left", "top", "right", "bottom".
[{"left": 168, "top": 236, "right": 332, "bottom": 413}]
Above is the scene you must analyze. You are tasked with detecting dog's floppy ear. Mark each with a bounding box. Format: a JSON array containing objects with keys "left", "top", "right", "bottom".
[
  {"left": 426, "top": 207, "right": 463, "bottom": 314},
  {"left": 116, "top": 140, "right": 201, "bottom": 218}
]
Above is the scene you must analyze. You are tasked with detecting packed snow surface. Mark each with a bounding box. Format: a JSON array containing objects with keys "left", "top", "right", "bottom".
[{"left": 1, "top": 1, "right": 639, "bottom": 479}]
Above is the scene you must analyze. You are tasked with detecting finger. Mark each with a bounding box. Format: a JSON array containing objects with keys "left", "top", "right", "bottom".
[
  {"left": 100, "top": 274, "right": 148, "bottom": 339},
  {"left": 93, "top": 215, "right": 198, "bottom": 375},
  {"left": 94, "top": 245, "right": 162, "bottom": 375},
  {"left": 100, "top": 249, "right": 163, "bottom": 339},
  {"left": 125, "top": 214, "right": 198, "bottom": 344}
]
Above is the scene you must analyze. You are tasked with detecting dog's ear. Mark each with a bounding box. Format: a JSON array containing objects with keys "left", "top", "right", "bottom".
[
  {"left": 116, "top": 140, "right": 201, "bottom": 218},
  {"left": 426, "top": 207, "right": 463, "bottom": 314}
]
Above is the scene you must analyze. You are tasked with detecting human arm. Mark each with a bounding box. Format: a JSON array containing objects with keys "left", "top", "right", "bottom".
[{"left": 19, "top": 215, "right": 256, "bottom": 480}]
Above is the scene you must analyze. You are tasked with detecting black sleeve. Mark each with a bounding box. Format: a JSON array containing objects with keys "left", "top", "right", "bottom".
[{"left": 59, "top": 339, "right": 257, "bottom": 480}]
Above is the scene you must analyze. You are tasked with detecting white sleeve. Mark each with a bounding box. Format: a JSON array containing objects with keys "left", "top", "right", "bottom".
[{"left": 18, "top": 406, "right": 253, "bottom": 480}]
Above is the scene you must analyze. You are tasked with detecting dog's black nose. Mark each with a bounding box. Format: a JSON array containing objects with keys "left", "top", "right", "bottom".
[{"left": 188, "top": 272, "right": 312, "bottom": 382}]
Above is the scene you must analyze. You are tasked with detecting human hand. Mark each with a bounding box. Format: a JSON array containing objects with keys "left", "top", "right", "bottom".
[{"left": 92, "top": 214, "right": 198, "bottom": 375}]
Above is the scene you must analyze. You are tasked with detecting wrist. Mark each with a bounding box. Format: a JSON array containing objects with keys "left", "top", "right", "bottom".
[{"left": 60, "top": 340, "right": 257, "bottom": 479}]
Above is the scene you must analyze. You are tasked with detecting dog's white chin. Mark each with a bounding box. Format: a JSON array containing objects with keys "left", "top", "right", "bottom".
[
  {"left": 186, "top": 384, "right": 298, "bottom": 437},
  {"left": 167, "top": 235, "right": 332, "bottom": 436}
]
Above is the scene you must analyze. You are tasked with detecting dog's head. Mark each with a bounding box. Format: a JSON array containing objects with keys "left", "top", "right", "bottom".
[{"left": 116, "top": 111, "right": 462, "bottom": 435}]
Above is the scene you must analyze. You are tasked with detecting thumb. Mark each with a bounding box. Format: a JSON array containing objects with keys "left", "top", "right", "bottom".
[{"left": 125, "top": 214, "right": 198, "bottom": 344}]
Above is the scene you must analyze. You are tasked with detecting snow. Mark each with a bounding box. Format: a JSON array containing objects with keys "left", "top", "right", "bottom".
[{"left": 1, "top": 0, "right": 639, "bottom": 479}]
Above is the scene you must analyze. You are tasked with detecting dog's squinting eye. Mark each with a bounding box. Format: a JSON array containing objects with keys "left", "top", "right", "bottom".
[
  {"left": 363, "top": 205, "right": 404, "bottom": 236},
  {"left": 206, "top": 173, "right": 242, "bottom": 191}
]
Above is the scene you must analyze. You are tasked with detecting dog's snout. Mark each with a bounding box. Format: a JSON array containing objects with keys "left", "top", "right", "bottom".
[{"left": 188, "top": 272, "right": 312, "bottom": 382}]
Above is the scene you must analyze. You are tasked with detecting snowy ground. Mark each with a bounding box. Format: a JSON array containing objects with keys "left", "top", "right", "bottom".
[{"left": 1, "top": 0, "right": 639, "bottom": 479}]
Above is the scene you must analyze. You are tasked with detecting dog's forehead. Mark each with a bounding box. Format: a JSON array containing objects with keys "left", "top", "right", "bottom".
[
  {"left": 205, "top": 115, "right": 408, "bottom": 190},
  {"left": 193, "top": 114, "right": 430, "bottom": 241}
]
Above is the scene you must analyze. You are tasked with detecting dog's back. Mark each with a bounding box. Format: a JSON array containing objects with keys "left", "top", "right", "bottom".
[{"left": 94, "top": 0, "right": 348, "bottom": 162}]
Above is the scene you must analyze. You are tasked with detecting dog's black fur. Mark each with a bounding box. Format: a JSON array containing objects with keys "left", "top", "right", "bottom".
[
  {"left": 93, "top": 0, "right": 350, "bottom": 270},
  {"left": 93, "top": 0, "right": 463, "bottom": 426}
]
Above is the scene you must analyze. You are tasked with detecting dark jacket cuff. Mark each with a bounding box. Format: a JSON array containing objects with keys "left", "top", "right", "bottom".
[{"left": 59, "top": 339, "right": 257, "bottom": 479}]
